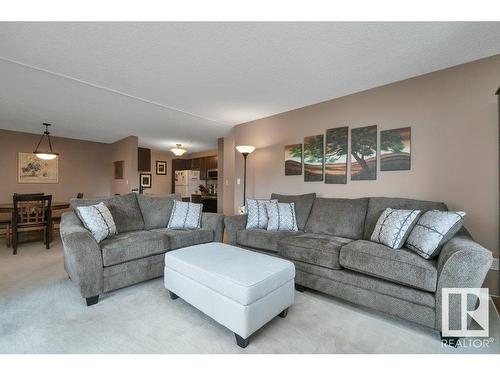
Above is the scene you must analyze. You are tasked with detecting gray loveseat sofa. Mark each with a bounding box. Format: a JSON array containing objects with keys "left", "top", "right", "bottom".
[
  {"left": 225, "top": 193, "right": 493, "bottom": 339},
  {"left": 61, "top": 193, "right": 224, "bottom": 306}
]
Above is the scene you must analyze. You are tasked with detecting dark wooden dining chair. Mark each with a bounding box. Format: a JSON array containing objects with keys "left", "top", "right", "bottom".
[
  {"left": 0, "top": 215, "right": 11, "bottom": 247},
  {"left": 51, "top": 193, "right": 84, "bottom": 241},
  {"left": 12, "top": 194, "right": 52, "bottom": 255},
  {"left": 76, "top": 192, "right": 84, "bottom": 199}
]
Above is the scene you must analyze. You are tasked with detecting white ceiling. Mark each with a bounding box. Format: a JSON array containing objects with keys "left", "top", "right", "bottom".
[{"left": 1, "top": 22, "right": 500, "bottom": 152}]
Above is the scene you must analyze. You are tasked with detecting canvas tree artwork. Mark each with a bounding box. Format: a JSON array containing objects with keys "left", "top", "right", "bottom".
[
  {"left": 284, "top": 144, "right": 302, "bottom": 175},
  {"left": 325, "top": 126, "right": 348, "bottom": 184},
  {"left": 351, "top": 125, "right": 377, "bottom": 180},
  {"left": 380, "top": 127, "right": 411, "bottom": 171},
  {"left": 304, "top": 134, "right": 324, "bottom": 182}
]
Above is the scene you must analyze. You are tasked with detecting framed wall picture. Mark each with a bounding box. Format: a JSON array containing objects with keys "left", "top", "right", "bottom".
[
  {"left": 380, "top": 127, "right": 411, "bottom": 171},
  {"left": 18, "top": 152, "right": 59, "bottom": 184},
  {"left": 325, "top": 126, "right": 348, "bottom": 184},
  {"left": 351, "top": 125, "right": 377, "bottom": 180},
  {"left": 140, "top": 173, "right": 152, "bottom": 188},
  {"left": 284, "top": 144, "right": 302, "bottom": 175},
  {"left": 114, "top": 160, "right": 124, "bottom": 179},
  {"left": 156, "top": 160, "right": 167, "bottom": 175},
  {"left": 303, "top": 134, "right": 324, "bottom": 182}
]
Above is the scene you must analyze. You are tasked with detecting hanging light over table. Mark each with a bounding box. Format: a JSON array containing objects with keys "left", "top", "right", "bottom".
[{"left": 34, "top": 123, "right": 59, "bottom": 160}]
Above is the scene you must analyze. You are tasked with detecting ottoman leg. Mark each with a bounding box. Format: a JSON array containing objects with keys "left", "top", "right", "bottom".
[
  {"left": 169, "top": 291, "right": 179, "bottom": 300},
  {"left": 235, "top": 333, "right": 250, "bottom": 348},
  {"left": 278, "top": 308, "right": 288, "bottom": 318}
]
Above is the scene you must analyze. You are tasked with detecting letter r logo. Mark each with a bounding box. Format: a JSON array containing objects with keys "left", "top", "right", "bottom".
[{"left": 442, "top": 288, "right": 489, "bottom": 337}]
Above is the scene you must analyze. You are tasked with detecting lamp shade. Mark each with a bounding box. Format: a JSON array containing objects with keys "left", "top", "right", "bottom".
[
  {"left": 236, "top": 145, "right": 256, "bottom": 155},
  {"left": 171, "top": 144, "right": 187, "bottom": 156}
]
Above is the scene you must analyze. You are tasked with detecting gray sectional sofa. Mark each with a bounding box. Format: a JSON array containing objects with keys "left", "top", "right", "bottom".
[
  {"left": 224, "top": 193, "right": 493, "bottom": 338},
  {"left": 60, "top": 193, "right": 224, "bottom": 306}
]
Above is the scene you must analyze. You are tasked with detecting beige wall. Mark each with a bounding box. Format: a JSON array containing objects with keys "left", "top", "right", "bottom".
[
  {"left": 110, "top": 136, "right": 139, "bottom": 195},
  {"left": 144, "top": 149, "right": 174, "bottom": 196},
  {"left": 0, "top": 129, "right": 112, "bottom": 202},
  {"left": 232, "top": 55, "right": 500, "bottom": 294}
]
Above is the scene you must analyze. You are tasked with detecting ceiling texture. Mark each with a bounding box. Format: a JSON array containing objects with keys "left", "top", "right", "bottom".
[{"left": 1, "top": 22, "right": 500, "bottom": 152}]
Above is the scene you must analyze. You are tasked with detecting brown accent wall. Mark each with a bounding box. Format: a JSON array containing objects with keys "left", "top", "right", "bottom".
[
  {"left": 0, "top": 129, "right": 112, "bottom": 202},
  {"left": 110, "top": 136, "right": 139, "bottom": 195},
  {"left": 233, "top": 55, "right": 500, "bottom": 294},
  {"left": 144, "top": 149, "right": 173, "bottom": 196}
]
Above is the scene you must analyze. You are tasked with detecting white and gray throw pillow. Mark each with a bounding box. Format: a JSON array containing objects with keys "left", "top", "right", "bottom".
[
  {"left": 370, "top": 208, "right": 421, "bottom": 249},
  {"left": 405, "top": 210, "right": 466, "bottom": 259},
  {"left": 246, "top": 198, "right": 277, "bottom": 229},
  {"left": 76, "top": 202, "right": 117, "bottom": 243},
  {"left": 167, "top": 200, "right": 203, "bottom": 229},
  {"left": 266, "top": 201, "right": 299, "bottom": 232}
]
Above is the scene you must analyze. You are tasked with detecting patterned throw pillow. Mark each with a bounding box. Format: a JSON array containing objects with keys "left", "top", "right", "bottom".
[
  {"left": 370, "top": 208, "right": 421, "bottom": 249},
  {"left": 265, "top": 201, "right": 299, "bottom": 232},
  {"left": 167, "top": 201, "right": 203, "bottom": 229},
  {"left": 405, "top": 210, "right": 466, "bottom": 259},
  {"left": 246, "top": 198, "right": 277, "bottom": 229},
  {"left": 75, "top": 202, "right": 117, "bottom": 243}
]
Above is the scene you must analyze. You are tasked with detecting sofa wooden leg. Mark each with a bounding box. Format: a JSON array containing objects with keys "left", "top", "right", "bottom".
[
  {"left": 86, "top": 295, "right": 99, "bottom": 306},
  {"left": 278, "top": 308, "right": 288, "bottom": 318},
  {"left": 235, "top": 333, "right": 249, "bottom": 348},
  {"left": 295, "top": 283, "right": 305, "bottom": 292},
  {"left": 169, "top": 291, "right": 179, "bottom": 300}
]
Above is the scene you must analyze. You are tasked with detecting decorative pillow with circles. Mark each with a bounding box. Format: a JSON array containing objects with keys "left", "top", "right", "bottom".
[
  {"left": 370, "top": 208, "right": 421, "bottom": 249},
  {"left": 246, "top": 198, "right": 277, "bottom": 229},
  {"left": 405, "top": 210, "right": 466, "bottom": 259},
  {"left": 75, "top": 202, "right": 117, "bottom": 243},
  {"left": 167, "top": 200, "right": 203, "bottom": 229},
  {"left": 265, "top": 201, "right": 299, "bottom": 232}
]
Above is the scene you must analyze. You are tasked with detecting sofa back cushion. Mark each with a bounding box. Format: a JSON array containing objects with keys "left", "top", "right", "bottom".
[
  {"left": 137, "top": 193, "right": 181, "bottom": 230},
  {"left": 71, "top": 193, "right": 145, "bottom": 233},
  {"left": 363, "top": 197, "right": 448, "bottom": 240},
  {"left": 271, "top": 193, "right": 316, "bottom": 230},
  {"left": 304, "top": 197, "right": 369, "bottom": 239}
]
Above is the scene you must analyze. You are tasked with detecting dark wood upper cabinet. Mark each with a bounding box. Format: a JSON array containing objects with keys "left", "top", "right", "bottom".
[
  {"left": 191, "top": 158, "right": 201, "bottom": 171},
  {"left": 138, "top": 147, "right": 151, "bottom": 172},
  {"left": 199, "top": 157, "right": 208, "bottom": 180}
]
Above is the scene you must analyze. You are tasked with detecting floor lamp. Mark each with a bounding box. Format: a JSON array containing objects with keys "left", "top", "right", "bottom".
[{"left": 236, "top": 145, "right": 256, "bottom": 209}]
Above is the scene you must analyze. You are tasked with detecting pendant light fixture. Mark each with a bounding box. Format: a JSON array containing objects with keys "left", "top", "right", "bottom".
[
  {"left": 170, "top": 143, "right": 187, "bottom": 156},
  {"left": 34, "top": 123, "right": 59, "bottom": 160}
]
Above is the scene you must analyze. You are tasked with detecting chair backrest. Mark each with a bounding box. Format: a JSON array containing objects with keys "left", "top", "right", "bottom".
[
  {"left": 13, "top": 192, "right": 44, "bottom": 196},
  {"left": 12, "top": 194, "right": 52, "bottom": 226},
  {"left": 76, "top": 193, "right": 84, "bottom": 199}
]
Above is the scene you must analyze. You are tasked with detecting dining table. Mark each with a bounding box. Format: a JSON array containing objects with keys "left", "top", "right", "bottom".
[{"left": 0, "top": 201, "right": 70, "bottom": 213}]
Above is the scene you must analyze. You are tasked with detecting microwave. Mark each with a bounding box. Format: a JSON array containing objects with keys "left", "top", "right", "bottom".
[{"left": 207, "top": 169, "right": 218, "bottom": 179}]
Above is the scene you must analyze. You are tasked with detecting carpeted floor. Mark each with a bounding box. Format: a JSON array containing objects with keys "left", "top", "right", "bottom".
[{"left": 0, "top": 239, "right": 499, "bottom": 354}]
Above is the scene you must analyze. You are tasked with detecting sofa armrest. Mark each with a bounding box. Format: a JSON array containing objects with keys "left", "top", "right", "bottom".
[
  {"left": 201, "top": 213, "right": 225, "bottom": 242},
  {"left": 60, "top": 212, "right": 104, "bottom": 298},
  {"left": 435, "top": 235, "right": 493, "bottom": 332},
  {"left": 224, "top": 214, "right": 247, "bottom": 245}
]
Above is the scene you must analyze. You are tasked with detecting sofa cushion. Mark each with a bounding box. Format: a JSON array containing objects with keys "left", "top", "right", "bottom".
[
  {"left": 279, "top": 233, "right": 353, "bottom": 270},
  {"left": 101, "top": 230, "right": 168, "bottom": 267},
  {"left": 363, "top": 197, "right": 448, "bottom": 240},
  {"left": 304, "top": 197, "right": 368, "bottom": 239},
  {"left": 71, "top": 193, "right": 145, "bottom": 233},
  {"left": 236, "top": 229, "right": 302, "bottom": 253},
  {"left": 339, "top": 240, "right": 438, "bottom": 292},
  {"left": 151, "top": 228, "right": 213, "bottom": 249},
  {"left": 137, "top": 193, "right": 180, "bottom": 230},
  {"left": 266, "top": 201, "right": 299, "bottom": 231},
  {"left": 271, "top": 193, "right": 316, "bottom": 230}
]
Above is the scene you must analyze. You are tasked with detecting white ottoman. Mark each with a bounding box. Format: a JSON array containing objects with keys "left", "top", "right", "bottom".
[{"left": 164, "top": 242, "right": 295, "bottom": 348}]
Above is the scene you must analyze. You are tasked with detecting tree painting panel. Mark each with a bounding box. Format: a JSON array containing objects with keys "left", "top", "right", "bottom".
[
  {"left": 18, "top": 152, "right": 58, "bottom": 183},
  {"left": 351, "top": 125, "right": 377, "bottom": 180},
  {"left": 380, "top": 127, "right": 411, "bottom": 171},
  {"left": 284, "top": 144, "right": 302, "bottom": 175},
  {"left": 304, "top": 134, "right": 324, "bottom": 182},
  {"left": 325, "top": 126, "right": 348, "bottom": 184}
]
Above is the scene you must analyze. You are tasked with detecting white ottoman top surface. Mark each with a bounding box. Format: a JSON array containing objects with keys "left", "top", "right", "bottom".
[{"left": 164, "top": 242, "right": 295, "bottom": 306}]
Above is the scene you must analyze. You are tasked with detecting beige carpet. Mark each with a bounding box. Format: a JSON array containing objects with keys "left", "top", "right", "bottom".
[{"left": 0, "top": 238, "right": 499, "bottom": 354}]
